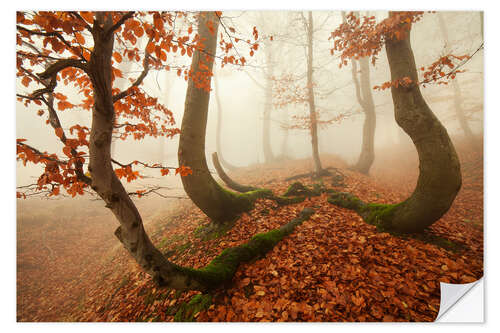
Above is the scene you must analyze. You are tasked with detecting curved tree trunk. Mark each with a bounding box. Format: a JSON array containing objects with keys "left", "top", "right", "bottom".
[
  {"left": 305, "top": 11, "right": 323, "bottom": 175},
  {"left": 329, "top": 14, "right": 462, "bottom": 233},
  {"left": 381, "top": 17, "right": 462, "bottom": 232},
  {"left": 178, "top": 12, "right": 268, "bottom": 224},
  {"left": 351, "top": 57, "right": 376, "bottom": 174},
  {"left": 212, "top": 152, "right": 258, "bottom": 193},
  {"left": 86, "top": 13, "right": 201, "bottom": 291}
]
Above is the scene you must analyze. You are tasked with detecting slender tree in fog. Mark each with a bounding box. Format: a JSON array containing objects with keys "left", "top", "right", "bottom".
[
  {"left": 346, "top": 11, "right": 377, "bottom": 175},
  {"left": 330, "top": 12, "right": 463, "bottom": 233}
]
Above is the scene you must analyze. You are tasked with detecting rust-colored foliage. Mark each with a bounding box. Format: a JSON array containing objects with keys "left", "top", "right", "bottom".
[
  {"left": 330, "top": 11, "right": 473, "bottom": 89},
  {"left": 17, "top": 140, "right": 483, "bottom": 322},
  {"left": 16, "top": 11, "right": 257, "bottom": 199}
]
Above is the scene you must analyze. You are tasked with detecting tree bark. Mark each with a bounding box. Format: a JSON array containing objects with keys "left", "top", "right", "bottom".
[
  {"left": 212, "top": 152, "right": 258, "bottom": 193},
  {"left": 86, "top": 13, "right": 201, "bottom": 290},
  {"left": 305, "top": 11, "right": 323, "bottom": 175},
  {"left": 382, "top": 16, "right": 462, "bottom": 232},
  {"left": 178, "top": 12, "right": 267, "bottom": 224},
  {"left": 351, "top": 57, "right": 376, "bottom": 174},
  {"left": 329, "top": 16, "right": 462, "bottom": 233}
]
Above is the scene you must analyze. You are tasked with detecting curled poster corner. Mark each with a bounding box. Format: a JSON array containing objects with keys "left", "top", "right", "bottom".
[{"left": 435, "top": 278, "right": 483, "bottom": 322}]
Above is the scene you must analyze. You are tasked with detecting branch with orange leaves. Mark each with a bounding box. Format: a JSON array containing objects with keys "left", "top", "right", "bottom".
[
  {"left": 373, "top": 43, "right": 483, "bottom": 91},
  {"left": 110, "top": 158, "right": 193, "bottom": 179}
]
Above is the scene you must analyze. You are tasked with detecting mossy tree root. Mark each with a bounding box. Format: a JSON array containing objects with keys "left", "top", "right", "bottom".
[
  {"left": 284, "top": 166, "right": 345, "bottom": 182},
  {"left": 213, "top": 152, "right": 325, "bottom": 209},
  {"left": 212, "top": 152, "right": 259, "bottom": 193},
  {"left": 327, "top": 190, "right": 403, "bottom": 232},
  {"left": 326, "top": 190, "right": 467, "bottom": 253},
  {"left": 175, "top": 207, "right": 315, "bottom": 290},
  {"left": 212, "top": 152, "right": 315, "bottom": 211}
]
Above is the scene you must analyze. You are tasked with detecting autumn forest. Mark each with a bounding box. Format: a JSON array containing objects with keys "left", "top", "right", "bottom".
[{"left": 16, "top": 10, "right": 483, "bottom": 322}]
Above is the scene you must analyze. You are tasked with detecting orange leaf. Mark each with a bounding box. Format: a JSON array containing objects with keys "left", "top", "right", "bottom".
[
  {"left": 146, "top": 42, "right": 155, "bottom": 55},
  {"left": 21, "top": 76, "right": 31, "bottom": 87},
  {"left": 79, "top": 12, "right": 94, "bottom": 24},
  {"left": 55, "top": 127, "right": 64, "bottom": 139},
  {"left": 75, "top": 32, "right": 85, "bottom": 45},
  {"left": 113, "top": 52, "right": 123, "bottom": 63}
]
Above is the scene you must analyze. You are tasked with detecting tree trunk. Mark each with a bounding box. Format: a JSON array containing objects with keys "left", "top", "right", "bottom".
[
  {"left": 305, "top": 11, "right": 323, "bottom": 175},
  {"left": 178, "top": 12, "right": 267, "bottom": 224},
  {"left": 351, "top": 57, "right": 376, "bottom": 174},
  {"left": 382, "top": 16, "right": 462, "bottom": 232},
  {"left": 213, "top": 75, "right": 237, "bottom": 170},
  {"left": 212, "top": 152, "right": 258, "bottom": 193},
  {"left": 86, "top": 13, "right": 200, "bottom": 290},
  {"left": 328, "top": 15, "right": 462, "bottom": 233},
  {"left": 437, "top": 13, "right": 476, "bottom": 143}
]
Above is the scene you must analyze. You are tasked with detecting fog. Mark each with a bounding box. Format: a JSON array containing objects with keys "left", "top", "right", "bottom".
[
  {"left": 16, "top": 11, "right": 483, "bottom": 199},
  {"left": 14, "top": 10, "right": 486, "bottom": 323}
]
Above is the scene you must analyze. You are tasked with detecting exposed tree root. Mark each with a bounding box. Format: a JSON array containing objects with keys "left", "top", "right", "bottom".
[
  {"left": 212, "top": 152, "right": 326, "bottom": 207},
  {"left": 212, "top": 152, "right": 259, "bottom": 193},
  {"left": 326, "top": 190, "right": 466, "bottom": 251},
  {"left": 284, "top": 166, "right": 344, "bottom": 182},
  {"left": 173, "top": 208, "right": 315, "bottom": 291}
]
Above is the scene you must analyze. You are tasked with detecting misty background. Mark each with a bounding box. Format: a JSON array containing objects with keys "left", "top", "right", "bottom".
[
  {"left": 9, "top": 5, "right": 494, "bottom": 325},
  {"left": 15, "top": 11, "right": 483, "bottom": 201}
]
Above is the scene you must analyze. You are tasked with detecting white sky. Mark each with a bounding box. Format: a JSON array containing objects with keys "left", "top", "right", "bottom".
[{"left": 3, "top": 0, "right": 500, "bottom": 332}]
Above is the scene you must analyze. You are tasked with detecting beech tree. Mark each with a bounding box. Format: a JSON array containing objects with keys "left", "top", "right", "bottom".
[
  {"left": 328, "top": 11, "right": 472, "bottom": 233},
  {"left": 272, "top": 11, "right": 347, "bottom": 177},
  {"left": 16, "top": 10, "right": 294, "bottom": 291},
  {"left": 177, "top": 11, "right": 275, "bottom": 224},
  {"left": 345, "top": 11, "right": 377, "bottom": 175}
]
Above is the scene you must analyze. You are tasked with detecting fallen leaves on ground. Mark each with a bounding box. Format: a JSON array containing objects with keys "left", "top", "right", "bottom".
[{"left": 17, "top": 139, "right": 483, "bottom": 322}]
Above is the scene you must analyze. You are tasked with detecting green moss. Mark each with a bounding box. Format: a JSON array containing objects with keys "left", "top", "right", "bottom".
[
  {"left": 175, "top": 208, "right": 315, "bottom": 289},
  {"left": 327, "top": 191, "right": 403, "bottom": 231},
  {"left": 283, "top": 182, "right": 324, "bottom": 197},
  {"left": 174, "top": 294, "right": 212, "bottom": 322},
  {"left": 327, "top": 191, "right": 366, "bottom": 211},
  {"left": 362, "top": 203, "right": 402, "bottom": 231},
  {"left": 216, "top": 184, "right": 273, "bottom": 220},
  {"left": 284, "top": 182, "right": 309, "bottom": 196}
]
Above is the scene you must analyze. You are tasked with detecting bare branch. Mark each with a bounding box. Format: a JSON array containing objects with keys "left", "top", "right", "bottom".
[
  {"left": 17, "top": 25, "right": 74, "bottom": 50},
  {"left": 68, "top": 11, "right": 93, "bottom": 32},
  {"left": 113, "top": 36, "right": 153, "bottom": 102},
  {"left": 38, "top": 58, "right": 88, "bottom": 79}
]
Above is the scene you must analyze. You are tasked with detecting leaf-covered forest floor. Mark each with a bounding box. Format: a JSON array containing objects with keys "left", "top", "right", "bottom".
[{"left": 16, "top": 138, "right": 483, "bottom": 322}]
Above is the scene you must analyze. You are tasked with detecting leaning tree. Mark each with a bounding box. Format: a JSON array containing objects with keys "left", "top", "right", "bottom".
[
  {"left": 177, "top": 11, "right": 275, "bottom": 224},
  {"left": 327, "top": 11, "right": 477, "bottom": 233},
  {"left": 17, "top": 11, "right": 314, "bottom": 291}
]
